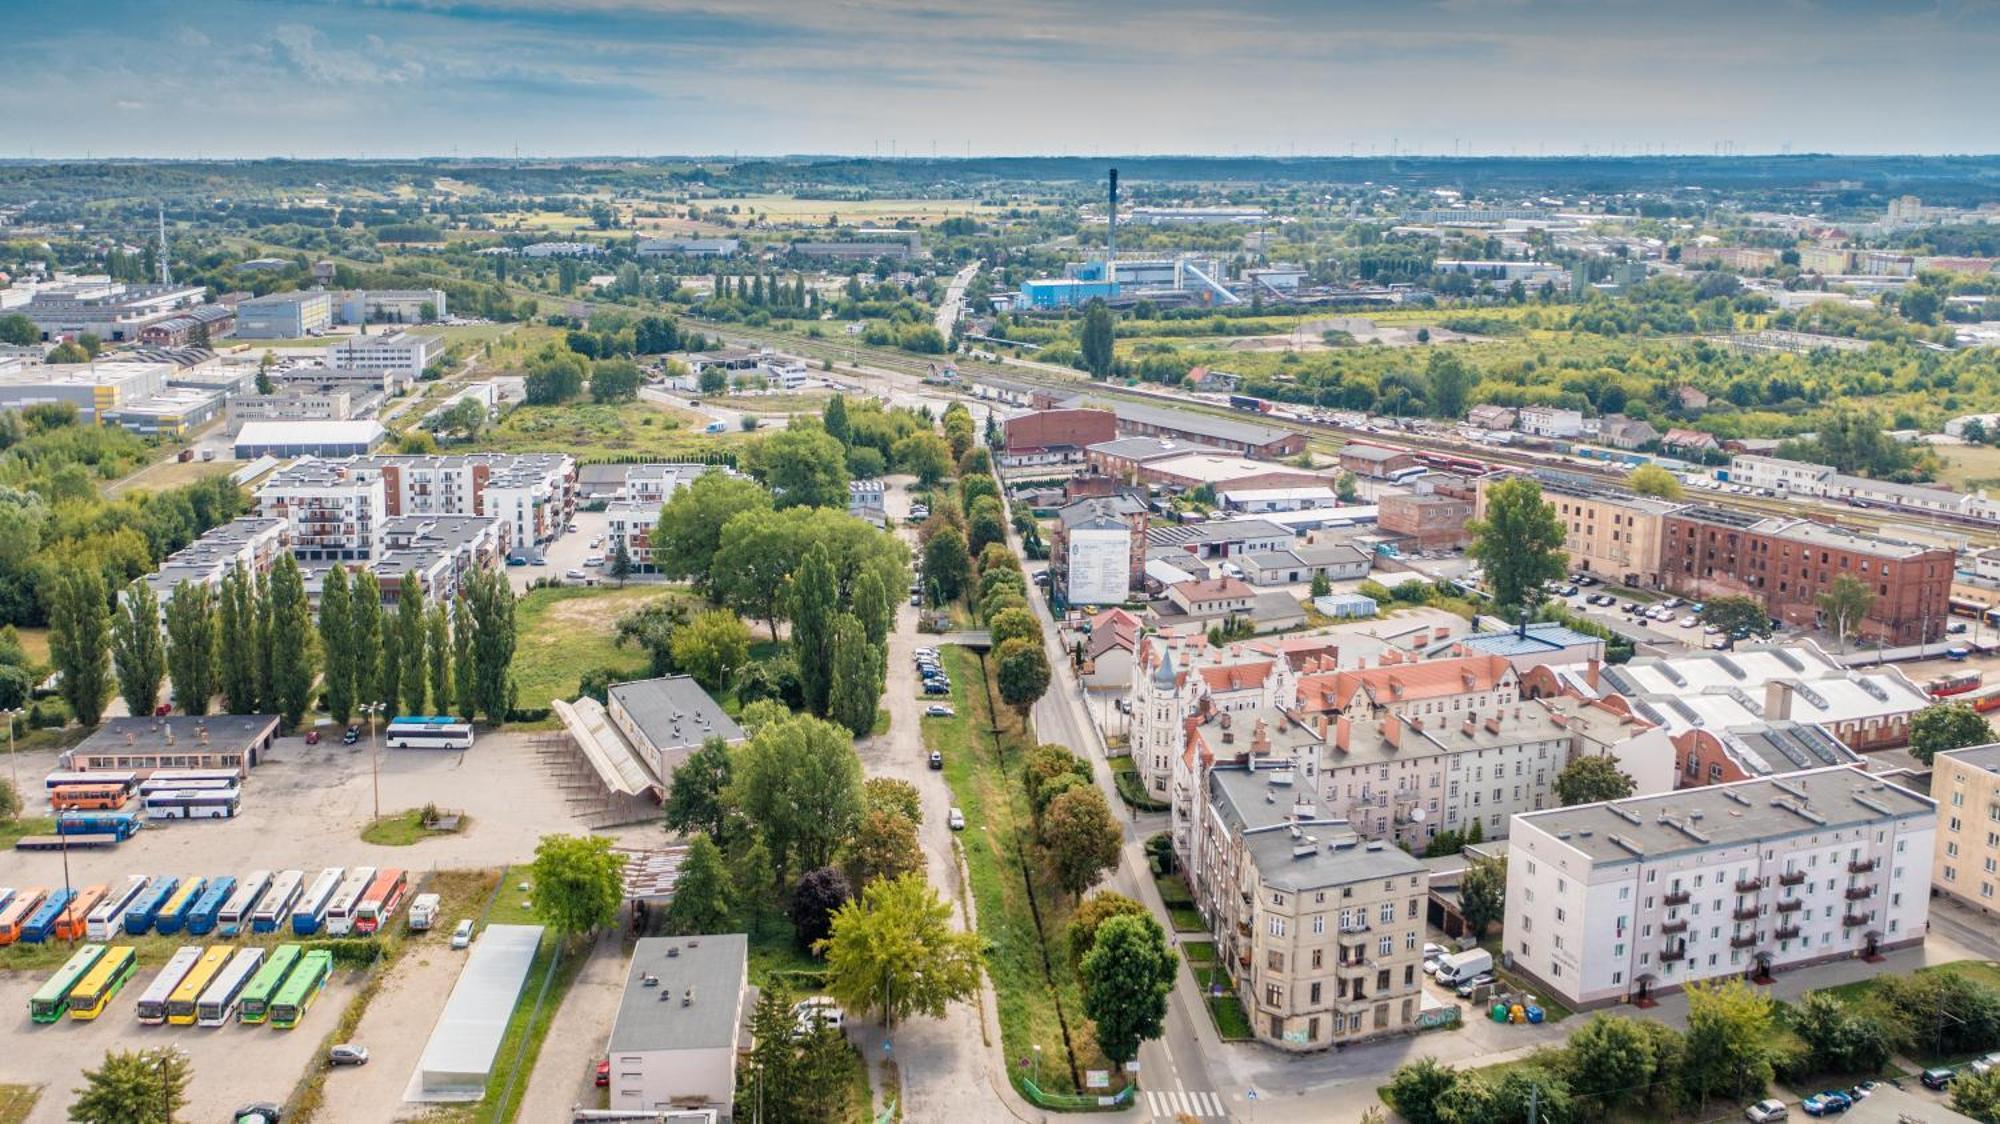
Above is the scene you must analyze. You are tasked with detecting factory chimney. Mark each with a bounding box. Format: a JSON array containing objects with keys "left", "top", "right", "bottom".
[{"left": 1105, "top": 167, "right": 1118, "bottom": 286}]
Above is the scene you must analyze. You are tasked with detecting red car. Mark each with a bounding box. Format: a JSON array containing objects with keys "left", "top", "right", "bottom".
[
  {"left": 595, "top": 1060, "right": 609, "bottom": 1088},
  {"left": 304, "top": 729, "right": 321, "bottom": 745}
]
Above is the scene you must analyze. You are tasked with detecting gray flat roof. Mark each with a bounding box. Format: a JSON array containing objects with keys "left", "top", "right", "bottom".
[
  {"left": 1939, "top": 743, "right": 2000, "bottom": 775},
  {"left": 1517, "top": 765, "right": 1932, "bottom": 865},
  {"left": 1083, "top": 399, "right": 1301, "bottom": 448},
  {"left": 610, "top": 934, "right": 748, "bottom": 1053},
  {"left": 607, "top": 676, "right": 746, "bottom": 755},
  {"left": 1209, "top": 766, "right": 1425, "bottom": 892},
  {"left": 70, "top": 714, "right": 278, "bottom": 759},
  {"left": 411, "top": 923, "right": 545, "bottom": 1100},
  {"left": 1086, "top": 436, "right": 1225, "bottom": 461}
]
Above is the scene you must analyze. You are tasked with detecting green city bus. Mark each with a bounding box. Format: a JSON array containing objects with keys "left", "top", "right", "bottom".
[
  {"left": 268, "top": 949, "right": 332, "bottom": 1029},
  {"left": 29, "top": 944, "right": 107, "bottom": 1023},
  {"left": 67, "top": 946, "right": 139, "bottom": 1020},
  {"left": 236, "top": 943, "right": 303, "bottom": 1025}
]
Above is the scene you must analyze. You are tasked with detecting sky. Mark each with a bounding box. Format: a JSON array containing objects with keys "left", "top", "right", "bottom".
[{"left": 6, "top": 0, "right": 1999, "bottom": 159}]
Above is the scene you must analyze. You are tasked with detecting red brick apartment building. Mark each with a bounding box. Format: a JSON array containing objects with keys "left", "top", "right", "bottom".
[{"left": 1659, "top": 506, "right": 1952, "bottom": 645}]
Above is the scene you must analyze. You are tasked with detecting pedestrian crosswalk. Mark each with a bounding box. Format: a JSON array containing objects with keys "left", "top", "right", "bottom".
[{"left": 1145, "top": 1089, "right": 1228, "bottom": 1119}]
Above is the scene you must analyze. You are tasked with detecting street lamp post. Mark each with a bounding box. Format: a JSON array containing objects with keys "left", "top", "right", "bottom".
[
  {"left": 359, "top": 702, "right": 387, "bottom": 821},
  {"left": 3, "top": 706, "right": 17, "bottom": 798}
]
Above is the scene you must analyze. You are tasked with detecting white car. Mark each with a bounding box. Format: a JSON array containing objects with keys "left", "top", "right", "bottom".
[
  {"left": 584, "top": 554, "right": 606, "bottom": 567},
  {"left": 565, "top": 568, "right": 587, "bottom": 580},
  {"left": 1680, "top": 616, "right": 1700, "bottom": 628},
  {"left": 947, "top": 807, "right": 966, "bottom": 831},
  {"left": 450, "top": 919, "right": 475, "bottom": 949},
  {"left": 1746, "top": 1099, "right": 1788, "bottom": 1122},
  {"left": 791, "top": 997, "right": 846, "bottom": 1037}
]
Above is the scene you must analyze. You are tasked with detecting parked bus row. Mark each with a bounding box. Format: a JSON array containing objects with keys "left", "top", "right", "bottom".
[
  {"left": 2, "top": 868, "right": 409, "bottom": 947},
  {"left": 34, "top": 940, "right": 331, "bottom": 1028},
  {"left": 42, "top": 769, "right": 245, "bottom": 815}
]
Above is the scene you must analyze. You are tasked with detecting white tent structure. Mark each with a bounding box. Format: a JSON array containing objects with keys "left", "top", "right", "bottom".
[{"left": 405, "top": 923, "right": 544, "bottom": 1101}]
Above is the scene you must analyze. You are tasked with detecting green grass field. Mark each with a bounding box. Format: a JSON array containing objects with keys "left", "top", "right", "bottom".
[
  {"left": 360, "top": 808, "right": 467, "bottom": 846},
  {"left": 1938, "top": 443, "right": 2000, "bottom": 491},
  {"left": 925, "top": 645, "right": 1111, "bottom": 1095},
  {"left": 509, "top": 585, "right": 684, "bottom": 722},
  {"left": 474, "top": 399, "right": 733, "bottom": 462}
]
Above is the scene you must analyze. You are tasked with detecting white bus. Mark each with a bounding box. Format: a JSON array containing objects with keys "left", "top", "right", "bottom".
[
  {"left": 291, "top": 868, "right": 345, "bottom": 936},
  {"left": 86, "top": 876, "right": 151, "bottom": 941},
  {"left": 320, "top": 866, "right": 377, "bottom": 937},
  {"left": 217, "top": 870, "right": 272, "bottom": 937},
  {"left": 251, "top": 870, "right": 305, "bottom": 935},
  {"left": 142, "top": 787, "right": 241, "bottom": 820},
  {"left": 383, "top": 719, "right": 475, "bottom": 750},
  {"left": 135, "top": 945, "right": 203, "bottom": 1026},
  {"left": 195, "top": 946, "right": 266, "bottom": 1027}
]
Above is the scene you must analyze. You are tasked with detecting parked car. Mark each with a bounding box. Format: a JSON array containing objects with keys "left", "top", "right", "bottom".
[
  {"left": 565, "top": 568, "right": 587, "bottom": 580},
  {"left": 1972, "top": 1052, "right": 2000, "bottom": 1076},
  {"left": 234, "top": 1106, "right": 283, "bottom": 1124},
  {"left": 584, "top": 555, "right": 606, "bottom": 568},
  {"left": 342, "top": 725, "right": 359, "bottom": 745},
  {"left": 304, "top": 729, "right": 321, "bottom": 745},
  {"left": 1559, "top": 585, "right": 1579, "bottom": 597},
  {"left": 928, "top": 751, "right": 944, "bottom": 770},
  {"left": 1452, "top": 972, "right": 1496, "bottom": 997},
  {"left": 1922, "top": 1067, "right": 1957, "bottom": 1090},
  {"left": 450, "top": 919, "right": 475, "bottom": 949},
  {"left": 924, "top": 682, "right": 950, "bottom": 696},
  {"left": 1745, "top": 1099, "right": 1788, "bottom": 1122},
  {"left": 1680, "top": 616, "right": 1700, "bottom": 628},
  {"left": 925, "top": 705, "right": 955, "bottom": 718},
  {"left": 1662, "top": 597, "right": 1683, "bottom": 609},
  {"left": 1849, "top": 1081, "right": 1876, "bottom": 1101},
  {"left": 1801, "top": 1091, "right": 1852, "bottom": 1116},
  {"left": 947, "top": 807, "right": 966, "bottom": 831},
  {"left": 792, "top": 997, "right": 846, "bottom": 1037},
  {"left": 595, "top": 1059, "right": 609, "bottom": 1088},
  {"left": 910, "top": 593, "right": 921, "bottom": 606},
  {"left": 328, "top": 1044, "right": 369, "bottom": 1067}
]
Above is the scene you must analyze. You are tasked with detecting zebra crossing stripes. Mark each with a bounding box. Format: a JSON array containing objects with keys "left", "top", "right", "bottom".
[{"left": 1145, "top": 1088, "right": 1228, "bottom": 1119}]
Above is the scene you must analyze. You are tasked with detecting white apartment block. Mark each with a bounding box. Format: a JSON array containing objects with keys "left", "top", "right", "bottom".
[
  {"left": 255, "top": 459, "right": 386, "bottom": 561},
  {"left": 606, "top": 500, "right": 661, "bottom": 572},
  {"left": 1729, "top": 454, "right": 1834, "bottom": 496},
  {"left": 1506, "top": 766, "right": 1934, "bottom": 1009},
  {"left": 1189, "top": 765, "right": 1431, "bottom": 1050},
  {"left": 343, "top": 453, "right": 577, "bottom": 546},
  {"left": 140, "top": 517, "right": 293, "bottom": 603},
  {"left": 622, "top": 463, "right": 732, "bottom": 508}
]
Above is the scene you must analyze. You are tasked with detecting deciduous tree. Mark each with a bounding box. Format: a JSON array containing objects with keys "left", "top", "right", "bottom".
[
  {"left": 1468, "top": 476, "right": 1567, "bottom": 632},
  {"left": 267, "top": 553, "right": 314, "bottom": 730},
  {"left": 665, "top": 736, "right": 736, "bottom": 843},
  {"left": 217, "top": 564, "right": 258, "bottom": 714},
  {"left": 529, "top": 833, "right": 627, "bottom": 940},
  {"left": 1554, "top": 754, "right": 1635, "bottom": 806},
  {"left": 1459, "top": 854, "right": 1506, "bottom": 937},
  {"left": 68, "top": 1048, "right": 190, "bottom": 1124},
  {"left": 790, "top": 865, "right": 851, "bottom": 950},
  {"left": 732, "top": 714, "right": 864, "bottom": 878},
  {"left": 921, "top": 528, "right": 971, "bottom": 605},
  {"left": 398, "top": 572, "right": 428, "bottom": 716},
  {"left": 110, "top": 580, "right": 164, "bottom": 718},
  {"left": 996, "top": 636, "right": 1051, "bottom": 716},
  {"left": 1041, "top": 785, "right": 1120, "bottom": 898},
  {"left": 1080, "top": 913, "right": 1176, "bottom": 1064},
  {"left": 1911, "top": 701, "right": 1995, "bottom": 766},
  {"left": 816, "top": 871, "right": 983, "bottom": 1027},
  {"left": 1698, "top": 595, "right": 1770, "bottom": 639},
  {"left": 1817, "top": 573, "right": 1874, "bottom": 653},
  {"left": 789, "top": 544, "right": 838, "bottom": 715},
  {"left": 1080, "top": 299, "right": 1115, "bottom": 378},
  {"left": 827, "top": 613, "right": 881, "bottom": 738},
  {"left": 670, "top": 609, "right": 752, "bottom": 695},
  {"left": 1683, "top": 978, "right": 1776, "bottom": 1108},
  {"left": 653, "top": 471, "right": 771, "bottom": 587},
  {"left": 349, "top": 569, "right": 383, "bottom": 707},
  {"left": 1068, "top": 891, "right": 1148, "bottom": 968},
  {"left": 1627, "top": 464, "right": 1683, "bottom": 499},
  {"left": 317, "top": 565, "right": 354, "bottom": 724},
  {"left": 746, "top": 426, "right": 849, "bottom": 509},
  {"left": 426, "top": 602, "right": 451, "bottom": 716},
  {"left": 661, "top": 833, "right": 733, "bottom": 935}
]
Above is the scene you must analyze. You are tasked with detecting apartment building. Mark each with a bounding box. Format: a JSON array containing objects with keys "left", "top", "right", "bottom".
[
  {"left": 621, "top": 463, "right": 729, "bottom": 508},
  {"left": 1479, "top": 472, "right": 1680, "bottom": 589},
  {"left": 1189, "top": 765, "right": 1430, "bottom": 1050},
  {"left": 605, "top": 500, "right": 661, "bottom": 572},
  {"left": 366, "top": 514, "right": 509, "bottom": 606},
  {"left": 1506, "top": 766, "right": 1935, "bottom": 1008},
  {"left": 1293, "top": 653, "right": 1521, "bottom": 723},
  {"left": 1728, "top": 455, "right": 1834, "bottom": 496},
  {"left": 1660, "top": 507, "right": 1953, "bottom": 645},
  {"left": 1379, "top": 493, "right": 1474, "bottom": 550},
  {"left": 343, "top": 453, "right": 577, "bottom": 547},
  {"left": 140, "top": 517, "right": 293, "bottom": 603},
  {"left": 1315, "top": 706, "right": 1573, "bottom": 847},
  {"left": 1053, "top": 495, "right": 1149, "bottom": 606},
  {"left": 256, "top": 458, "right": 387, "bottom": 560},
  {"left": 1517, "top": 406, "right": 1584, "bottom": 439},
  {"left": 1928, "top": 744, "right": 2000, "bottom": 913}
]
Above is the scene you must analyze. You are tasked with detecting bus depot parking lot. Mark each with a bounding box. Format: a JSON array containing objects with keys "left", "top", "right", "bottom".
[{"left": 0, "top": 727, "right": 628, "bottom": 1122}]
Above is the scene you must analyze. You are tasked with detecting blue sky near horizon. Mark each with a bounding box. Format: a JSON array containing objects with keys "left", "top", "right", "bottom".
[{"left": 4, "top": 0, "right": 1998, "bottom": 158}]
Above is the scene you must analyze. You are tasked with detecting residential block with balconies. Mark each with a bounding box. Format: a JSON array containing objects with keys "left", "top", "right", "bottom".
[
  {"left": 1188, "top": 764, "right": 1430, "bottom": 1051},
  {"left": 1505, "top": 765, "right": 1934, "bottom": 1009},
  {"left": 255, "top": 458, "right": 386, "bottom": 561}
]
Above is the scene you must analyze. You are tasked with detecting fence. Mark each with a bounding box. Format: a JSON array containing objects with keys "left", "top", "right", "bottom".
[{"left": 1019, "top": 1078, "right": 1137, "bottom": 1111}]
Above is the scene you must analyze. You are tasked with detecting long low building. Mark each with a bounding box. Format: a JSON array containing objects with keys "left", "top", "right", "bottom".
[
  {"left": 61, "top": 715, "right": 280, "bottom": 773},
  {"left": 1505, "top": 766, "right": 1934, "bottom": 1009},
  {"left": 1068, "top": 398, "right": 1307, "bottom": 460},
  {"left": 408, "top": 923, "right": 545, "bottom": 1101},
  {"left": 234, "top": 420, "right": 387, "bottom": 459}
]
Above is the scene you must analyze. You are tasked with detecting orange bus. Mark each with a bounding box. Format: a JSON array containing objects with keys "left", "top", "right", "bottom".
[
  {"left": 353, "top": 869, "right": 407, "bottom": 935},
  {"left": 50, "top": 784, "right": 131, "bottom": 812},
  {"left": 0, "top": 888, "right": 50, "bottom": 946},
  {"left": 54, "top": 885, "right": 108, "bottom": 942}
]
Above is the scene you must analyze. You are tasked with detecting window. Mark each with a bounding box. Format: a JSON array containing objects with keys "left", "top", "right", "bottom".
[
  {"left": 1311, "top": 949, "right": 1322, "bottom": 970},
  {"left": 1309, "top": 982, "right": 1322, "bottom": 1005},
  {"left": 1268, "top": 951, "right": 1285, "bottom": 972},
  {"left": 1312, "top": 915, "right": 1325, "bottom": 935}
]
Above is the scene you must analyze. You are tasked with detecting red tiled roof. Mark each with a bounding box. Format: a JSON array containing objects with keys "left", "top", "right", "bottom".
[{"left": 1197, "top": 661, "right": 1273, "bottom": 692}]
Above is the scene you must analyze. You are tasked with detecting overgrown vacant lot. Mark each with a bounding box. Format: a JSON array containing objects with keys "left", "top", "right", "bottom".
[{"left": 510, "top": 584, "right": 687, "bottom": 722}]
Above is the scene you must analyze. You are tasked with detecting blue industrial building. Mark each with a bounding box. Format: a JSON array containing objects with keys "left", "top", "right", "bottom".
[{"left": 1019, "top": 278, "right": 1120, "bottom": 310}]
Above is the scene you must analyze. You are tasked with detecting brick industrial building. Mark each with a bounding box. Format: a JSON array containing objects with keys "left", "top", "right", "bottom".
[
  {"left": 1659, "top": 507, "right": 1952, "bottom": 645},
  {"left": 1000, "top": 408, "right": 1117, "bottom": 468}
]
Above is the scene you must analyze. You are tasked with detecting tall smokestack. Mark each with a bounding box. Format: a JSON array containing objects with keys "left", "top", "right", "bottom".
[{"left": 1106, "top": 167, "right": 1119, "bottom": 286}]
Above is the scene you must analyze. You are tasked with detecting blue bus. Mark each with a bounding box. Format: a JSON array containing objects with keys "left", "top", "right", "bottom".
[
  {"left": 121, "top": 876, "right": 181, "bottom": 936},
  {"left": 185, "top": 876, "right": 237, "bottom": 937},
  {"left": 18, "top": 889, "right": 75, "bottom": 944},
  {"left": 152, "top": 877, "right": 206, "bottom": 936},
  {"left": 290, "top": 868, "right": 344, "bottom": 936},
  {"left": 55, "top": 812, "right": 143, "bottom": 840}
]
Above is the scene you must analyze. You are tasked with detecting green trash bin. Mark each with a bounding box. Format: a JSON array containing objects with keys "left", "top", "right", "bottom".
[{"left": 1490, "top": 1002, "right": 1508, "bottom": 1023}]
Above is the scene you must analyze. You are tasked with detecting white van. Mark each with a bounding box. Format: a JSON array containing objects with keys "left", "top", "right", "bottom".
[
  {"left": 584, "top": 554, "right": 606, "bottom": 567},
  {"left": 1433, "top": 948, "right": 1493, "bottom": 987}
]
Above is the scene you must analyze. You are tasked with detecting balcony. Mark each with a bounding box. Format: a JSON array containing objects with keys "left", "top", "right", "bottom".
[
  {"left": 1660, "top": 919, "right": 1688, "bottom": 935},
  {"left": 1775, "top": 899, "right": 1804, "bottom": 914},
  {"left": 1779, "top": 871, "right": 1808, "bottom": 887},
  {"left": 1730, "top": 934, "right": 1759, "bottom": 949},
  {"left": 1733, "top": 906, "right": 1761, "bottom": 922},
  {"left": 1844, "top": 885, "right": 1876, "bottom": 902},
  {"left": 1776, "top": 925, "right": 1802, "bottom": 941},
  {"left": 1660, "top": 946, "right": 1687, "bottom": 963},
  {"left": 1338, "top": 918, "right": 1370, "bottom": 935},
  {"left": 1848, "top": 858, "right": 1879, "bottom": 875},
  {"left": 1734, "top": 878, "right": 1763, "bottom": 894},
  {"left": 1663, "top": 891, "right": 1691, "bottom": 907}
]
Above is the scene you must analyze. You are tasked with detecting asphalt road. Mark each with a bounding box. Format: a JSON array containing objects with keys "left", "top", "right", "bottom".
[{"left": 936, "top": 262, "right": 981, "bottom": 339}]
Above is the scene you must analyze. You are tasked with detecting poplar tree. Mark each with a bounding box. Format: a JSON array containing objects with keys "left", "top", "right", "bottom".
[
  {"left": 427, "top": 602, "right": 451, "bottom": 717},
  {"left": 253, "top": 570, "right": 275, "bottom": 713},
  {"left": 466, "top": 569, "right": 516, "bottom": 723},
  {"left": 164, "top": 581, "right": 217, "bottom": 716},
  {"left": 318, "top": 565, "right": 354, "bottom": 724},
  {"left": 451, "top": 597, "right": 477, "bottom": 721},
  {"left": 398, "top": 573, "right": 428, "bottom": 716},
  {"left": 49, "top": 568, "right": 111, "bottom": 727},
  {"left": 217, "top": 564, "right": 258, "bottom": 714},
  {"left": 267, "top": 553, "right": 314, "bottom": 730},
  {"left": 827, "top": 614, "right": 880, "bottom": 739},
  {"left": 350, "top": 570, "right": 383, "bottom": 707},
  {"left": 789, "top": 543, "right": 837, "bottom": 717},
  {"left": 378, "top": 591, "right": 403, "bottom": 719},
  {"left": 110, "top": 580, "right": 165, "bottom": 718}
]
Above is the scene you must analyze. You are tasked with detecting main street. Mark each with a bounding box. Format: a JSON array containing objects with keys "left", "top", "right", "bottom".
[{"left": 936, "top": 262, "right": 981, "bottom": 339}]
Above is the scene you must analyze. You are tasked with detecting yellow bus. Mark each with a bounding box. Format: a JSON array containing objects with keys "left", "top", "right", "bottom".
[
  {"left": 165, "top": 946, "right": 231, "bottom": 1025},
  {"left": 67, "top": 946, "right": 138, "bottom": 1021}
]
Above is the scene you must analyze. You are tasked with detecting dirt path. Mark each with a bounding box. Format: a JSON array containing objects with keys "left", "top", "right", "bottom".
[
  {"left": 513, "top": 931, "right": 630, "bottom": 1123},
  {"left": 317, "top": 946, "right": 468, "bottom": 1123}
]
